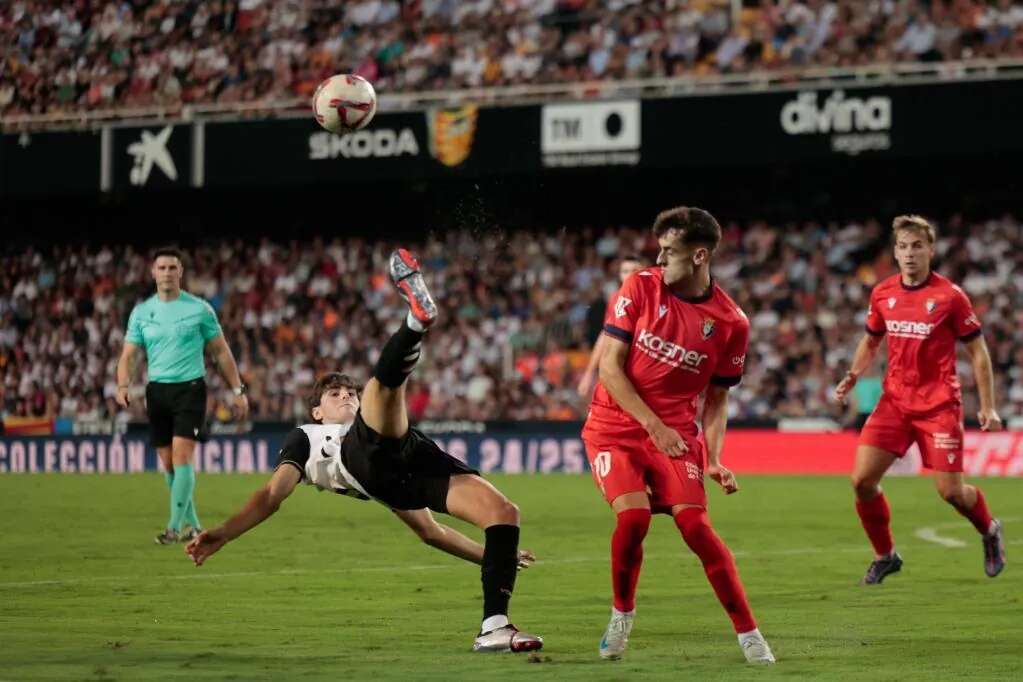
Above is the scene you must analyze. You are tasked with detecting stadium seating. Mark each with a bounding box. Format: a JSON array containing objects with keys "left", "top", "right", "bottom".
[
  {"left": 1, "top": 215, "right": 1019, "bottom": 425},
  {"left": 2, "top": 1, "right": 1022, "bottom": 116}
]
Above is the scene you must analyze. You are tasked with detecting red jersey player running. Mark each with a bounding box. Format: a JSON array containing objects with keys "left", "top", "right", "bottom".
[
  {"left": 835, "top": 215, "right": 1006, "bottom": 584},
  {"left": 582, "top": 207, "right": 774, "bottom": 665}
]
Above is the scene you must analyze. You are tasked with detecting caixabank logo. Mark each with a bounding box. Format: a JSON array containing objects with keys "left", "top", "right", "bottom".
[
  {"left": 427, "top": 104, "right": 478, "bottom": 167},
  {"left": 780, "top": 89, "right": 892, "bottom": 156}
]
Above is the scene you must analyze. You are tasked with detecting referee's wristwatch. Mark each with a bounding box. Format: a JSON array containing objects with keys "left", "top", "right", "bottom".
[{"left": 232, "top": 384, "right": 248, "bottom": 397}]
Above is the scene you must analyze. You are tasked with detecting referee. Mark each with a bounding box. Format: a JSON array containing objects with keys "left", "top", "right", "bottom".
[{"left": 115, "top": 247, "right": 248, "bottom": 545}]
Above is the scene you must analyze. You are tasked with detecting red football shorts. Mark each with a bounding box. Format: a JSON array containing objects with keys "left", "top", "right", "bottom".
[
  {"left": 582, "top": 423, "right": 707, "bottom": 510},
  {"left": 859, "top": 394, "right": 964, "bottom": 472}
]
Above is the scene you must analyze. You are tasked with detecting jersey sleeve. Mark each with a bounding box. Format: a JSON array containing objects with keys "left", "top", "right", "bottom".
[
  {"left": 125, "top": 304, "right": 144, "bottom": 345},
  {"left": 950, "top": 286, "right": 982, "bottom": 342},
  {"left": 710, "top": 312, "right": 750, "bottom": 387},
  {"left": 864, "top": 289, "right": 886, "bottom": 336},
  {"left": 275, "top": 428, "right": 310, "bottom": 479},
  {"left": 199, "top": 300, "right": 224, "bottom": 341},
  {"left": 602, "top": 274, "right": 643, "bottom": 343}
]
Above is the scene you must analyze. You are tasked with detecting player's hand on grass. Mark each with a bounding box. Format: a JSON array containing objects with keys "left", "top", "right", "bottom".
[
  {"left": 115, "top": 386, "right": 130, "bottom": 409},
  {"left": 645, "top": 419, "right": 688, "bottom": 457},
  {"left": 707, "top": 463, "right": 739, "bottom": 495},
  {"left": 185, "top": 529, "right": 228, "bottom": 566},
  {"left": 978, "top": 409, "right": 1003, "bottom": 432},
  {"left": 517, "top": 549, "right": 536, "bottom": 570},
  {"left": 834, "top": 372, "right": 857, "bottom": 404}
]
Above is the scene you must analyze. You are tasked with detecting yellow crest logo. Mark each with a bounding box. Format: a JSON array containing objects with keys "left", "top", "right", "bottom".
[{"left": 427, "top": 105, "right": 478, "bottom": 167}]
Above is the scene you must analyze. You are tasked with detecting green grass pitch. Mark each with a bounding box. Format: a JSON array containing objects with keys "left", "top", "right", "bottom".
[{"left": 1, "top": 474, "right": 1020, "bottom": 680}]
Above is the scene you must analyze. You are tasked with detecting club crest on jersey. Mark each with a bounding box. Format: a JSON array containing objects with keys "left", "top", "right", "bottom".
[
  {"left": 887, "top": 297, "right": 896, "bottom": 309},
  {"left": 658, "top": 304, "right": 668, "bottom": 320},
  {"left": 614, "top": 296, "right": 632, "bottom": 319},
  {"left": 925, "top": 298, "right": 936, "bottom": 314},
  {"left": 701, "top": 318, "right": 715, "bottom": 339}
]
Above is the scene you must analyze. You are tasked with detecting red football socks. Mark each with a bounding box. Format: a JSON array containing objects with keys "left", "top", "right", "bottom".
[
  {"left": 957, "top": 487, "right": 994, "bottom": 535},
  {"left": 673, "top": 507, "right": 756, "bottom": 634},
  {"left": 611, "top": 508, "right": 651, "bottom": 613},
  {"left": 856, "top": 492, "right": 895, "bottom": 557}
]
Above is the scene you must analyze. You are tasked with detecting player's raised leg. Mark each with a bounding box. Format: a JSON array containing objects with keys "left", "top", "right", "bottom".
[
  {"left": 851, "top": 444, "right": 903, "bottom": 584},
  {"left": 671, "top": 502, "right": 774, "bottom": 664},
  {"left": 444, "top": 474, "right": 543, "bottom": 653},
  {"left": 933, "top": 472, "right": 1006, "bottom": 577},
  {"left": 359, "top": 249, "right": 437, "bottom": 438}
]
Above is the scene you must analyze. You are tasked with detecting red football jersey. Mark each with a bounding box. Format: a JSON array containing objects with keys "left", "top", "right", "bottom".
[
  {"left": 865, "top": 272, "right": 982, "bottom": 415},
  {"left": 587, "top": 267, "right": 750, "bottom": 435}
]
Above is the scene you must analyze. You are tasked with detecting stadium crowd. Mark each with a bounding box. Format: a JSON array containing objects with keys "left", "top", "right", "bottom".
[
  {"left": 2, "top": 214, "right": 1021, "bottom": 427},
  {"left": 3, "top": 0, "right": 1023, "bottom": 116}
]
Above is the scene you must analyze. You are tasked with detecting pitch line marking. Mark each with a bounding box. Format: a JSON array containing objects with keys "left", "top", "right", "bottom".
[
  {"left": 914, "top": 527, "right": 967, "bottom": 548},
  {"left": 913, "top": 516, "right": 1018, "bottom": 548}
]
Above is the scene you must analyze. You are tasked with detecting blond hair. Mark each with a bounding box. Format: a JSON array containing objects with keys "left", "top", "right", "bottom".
[{"left": 892, "top": 215, "right": 936, "bottom": 243}]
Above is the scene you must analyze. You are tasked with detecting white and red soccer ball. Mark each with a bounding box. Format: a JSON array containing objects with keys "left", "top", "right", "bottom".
[{"left": 311, "top": 74, "right": 377, "bottom": 135}]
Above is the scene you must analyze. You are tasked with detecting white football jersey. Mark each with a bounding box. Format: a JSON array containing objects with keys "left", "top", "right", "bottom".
[{"left": 293, "top": 423, "right": 370, "bottom": 499}]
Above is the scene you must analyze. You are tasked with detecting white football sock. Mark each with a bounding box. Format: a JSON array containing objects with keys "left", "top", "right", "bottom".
[
  {"left": 406, "top": 311, "right": 426, "bottom": 333},
  {"left": 612, "top": 607, "right": 635, "bottom": 618},
  {"left": 737, "top": 628, "right": 763, "bottom": 645},
  {"left": 481, "top": 614, "right": 509, "bottom": 634}
]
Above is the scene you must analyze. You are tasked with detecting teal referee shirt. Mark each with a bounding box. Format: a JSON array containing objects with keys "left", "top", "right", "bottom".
[{"left": 125, "top": 291, "right": 223, "bottom": 383}]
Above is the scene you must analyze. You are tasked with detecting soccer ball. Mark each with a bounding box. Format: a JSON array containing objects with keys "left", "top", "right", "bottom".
[{"left": 311, "top": 74, "right": 377, "bottom": 135}]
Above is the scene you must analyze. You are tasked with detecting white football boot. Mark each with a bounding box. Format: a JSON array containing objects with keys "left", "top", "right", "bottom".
[
  {"left": 739, "top": 629, "right": 776, "bottom": 665},
  {"left": 598, "top": 609, "right": 635, "bottom": 660},
  {"left": 472, "top": 624, "right": 543, "bottom": 653}
]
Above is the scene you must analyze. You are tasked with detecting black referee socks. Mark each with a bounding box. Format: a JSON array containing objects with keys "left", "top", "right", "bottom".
[
  {"left": 372, "top": 320, "right": 424, "bottom": 388},
  {"left": 481, "top": 524, "right": 520, "bottom": 620}
]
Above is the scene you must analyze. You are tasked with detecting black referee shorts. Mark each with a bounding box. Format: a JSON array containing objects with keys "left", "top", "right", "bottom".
[
  {"left": 340, "top": 411, "right": 479, "bottom": 513},
  {"left": 145, "top": 379, "right": 207, "bottom": 448}
]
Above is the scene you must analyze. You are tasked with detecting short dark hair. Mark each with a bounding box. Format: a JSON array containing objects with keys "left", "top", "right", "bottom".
[
  {"left": 152, "top": 246, "right": 184, "bottom": 263},
  {"left": 307, "top": 372, "right": 361, "bottom": 422},
  {"left": 651, "top": 207, "right": 722, "bottom": 252}
]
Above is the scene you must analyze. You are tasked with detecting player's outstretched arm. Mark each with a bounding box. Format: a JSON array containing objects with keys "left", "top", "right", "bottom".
[
  {"left": 394, "top": 509, "right": 536, "bottom": 569},
  {"left": 834, "top": 333, "right": 883, "bottom": 404},
  {"left": 702, "top": 385, "right": 738, "bottom": 495},
  {"left": 185, "top": 465, "right": 301, "bottom": 566},
  {"left": 599, "top": 336, "right": 688, "bottom": 457},
  {"left": 964, "top": 335, "right": 1003, "bottom": 431}
]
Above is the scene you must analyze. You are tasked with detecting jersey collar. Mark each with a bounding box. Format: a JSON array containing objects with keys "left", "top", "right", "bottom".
[
  {"left": 668, "top": 276, "right": 715, "bottom": 303},
  {"left": 899, "top": 272, "right": 932, "bottom": 291}
]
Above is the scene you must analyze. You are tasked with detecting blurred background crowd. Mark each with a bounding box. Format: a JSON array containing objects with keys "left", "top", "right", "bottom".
[
  {"left": 3, "top": 213, "right": 1020, "bottom": 427},
  {"left": 4, "top": 0, "right": 1023, "bottom": 116}
]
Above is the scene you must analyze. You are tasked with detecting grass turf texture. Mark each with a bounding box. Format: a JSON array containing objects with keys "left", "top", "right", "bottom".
[{"left": 1, "top": 474, "right": 1020, "bottom": 681}]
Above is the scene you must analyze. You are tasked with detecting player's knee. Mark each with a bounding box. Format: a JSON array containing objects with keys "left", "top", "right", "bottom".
[
  {"left": 851, "top": 474, "right": 880, "bottom": 500},
  {"left": 494, "top": 499, "right": 519, "bottom": 526},
  {"left": 936, "top": 483, "right": 963, "bottom": 506},
  {"left": 483, "top": 498, "right": 518, "bottom": 526},
  {"left": 673, "top": 506, "right": 710, "bottom": 541}
]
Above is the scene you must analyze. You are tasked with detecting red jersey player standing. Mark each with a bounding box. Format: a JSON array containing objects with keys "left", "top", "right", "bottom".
[
  {"left": 582, "top": 207, "right": 774, "bottom": 665},
  {"left": 835, "top": 215, "right": 1006, "bottom": 584}
]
